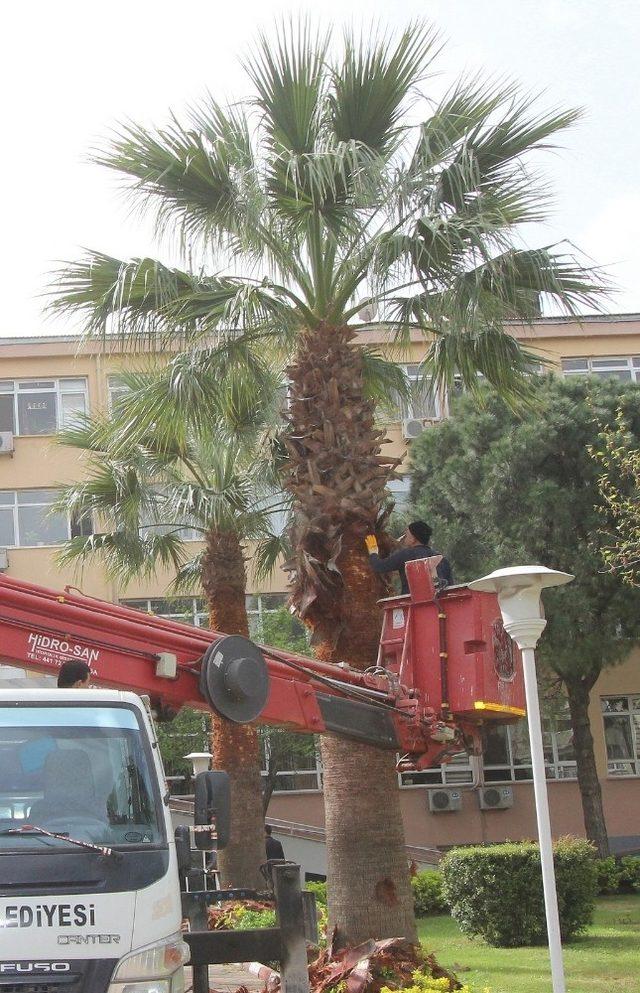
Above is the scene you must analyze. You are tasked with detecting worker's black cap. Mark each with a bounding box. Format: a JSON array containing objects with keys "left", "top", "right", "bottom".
[{"left": 408, "top": 521, "right": 432, "bottom": 545}]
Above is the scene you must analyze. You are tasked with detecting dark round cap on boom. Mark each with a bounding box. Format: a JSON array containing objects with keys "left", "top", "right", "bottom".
[{"left": 199, "top": 635, "right": 270, "bottom": 723}]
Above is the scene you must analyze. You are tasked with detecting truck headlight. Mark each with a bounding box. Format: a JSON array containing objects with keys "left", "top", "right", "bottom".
[{"left": 108, "top": 934, "right": 189, "bottom": 993}]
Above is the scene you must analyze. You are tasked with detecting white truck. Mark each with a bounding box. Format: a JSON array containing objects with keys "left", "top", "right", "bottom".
[{"left": 0, "top": 688, "right": 189, "bottom": 993}]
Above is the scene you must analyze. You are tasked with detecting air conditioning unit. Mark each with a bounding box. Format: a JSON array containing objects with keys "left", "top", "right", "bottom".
[
  {"left": 428, "top": 789, "right": 462, "bottom": 813},
  {"left": 0, "top": 548, "right": 7, "bottom": 572},
  {"left": 0, "top": 432, "right": 14, "bottom": 456},
  {"left": 478, "top": 786, "right": 514, "bottom": 810},
  {"left": 402, "top": 418, "right": 426, "bottom": 440}
]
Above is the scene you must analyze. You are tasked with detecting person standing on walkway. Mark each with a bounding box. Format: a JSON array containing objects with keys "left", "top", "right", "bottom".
[{"left": 265, "top": 824, "right": 285, "bottom": 860}]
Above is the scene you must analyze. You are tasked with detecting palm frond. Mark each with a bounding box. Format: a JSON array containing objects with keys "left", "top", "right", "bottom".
[
  {"left": 94, "top": 105, "right": 260, "bottom": 253},
  {"left": 245, "top": 19, "right": 329, "bottom": 155},
  {"left": 423, "top": 325, "right": 543, "bottom": 409},
  {"left": 360, "top": 348, "right": 411, "bottom": 411},
  {"left": 253, "top": 531, "right": 292, "bottom": 583},
  {"left": 429, "top": 246, "right": 608, "bottom": 326},
  {"left": 410, "top": 75, "right": 516, "bottom": 173},
  {"left": 57, "top": 413, "right": 118, "bottom": 453},
  {"left": 330, "top": 22, "right": 440, "bottom": 156},
  {"left": 169, "top": 552, "right": 207, "bottom": 597},
  {"left": 49, "top": 251, "right": 235, "bottom": 343},
  {"left": 57, "top": 530, "right": 188, "bottom": 585},
  {"left": 436, "top": 99, "right": 581, "bottom": 212}
]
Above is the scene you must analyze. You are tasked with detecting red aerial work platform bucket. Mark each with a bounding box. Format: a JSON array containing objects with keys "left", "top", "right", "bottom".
[{"left": 377, "top": 558, "right": 525, "bottom": 724}]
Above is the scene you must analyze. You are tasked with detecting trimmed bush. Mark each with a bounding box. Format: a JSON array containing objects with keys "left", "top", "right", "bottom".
[
  {"left": 441, "top": 838, "right": 597, "bottom": 947},
  {"left": 596, "top": 856, "right": 622, "bottom": 894},
  {"left": 411, "top": 871, "right": 448, "bottom": 916},
  {"left": 596, "top": 855, "right": 640, "bottom": 894},
  {"left": 619, "top": 856, "right": 640, "bottom": 891}
]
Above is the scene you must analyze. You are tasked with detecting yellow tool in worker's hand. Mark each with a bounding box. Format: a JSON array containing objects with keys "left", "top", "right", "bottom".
[{"left": 365, "top": 534, "right": 379, "bottom": 555}]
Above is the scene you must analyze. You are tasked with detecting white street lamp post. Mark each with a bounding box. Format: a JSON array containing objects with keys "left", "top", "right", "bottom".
[
  {"left": 469, "top": 566, "right": 574, "bottom": 993},
  {"left": 184, "top": 751, "right": 212, "bottom": 777}
]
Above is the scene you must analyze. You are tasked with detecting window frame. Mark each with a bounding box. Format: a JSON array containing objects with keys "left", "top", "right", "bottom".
[
  {"left": 260, "top": 732, "right": 323, "bottom": 794},
  {"left": 561, "top": 356, "right": 640, "bottom": 382},
  {"left": 393, "top": 364, "right": 444, "bottom": 423},
  {"left": 0, "top": 489, "right": 92, "bottom": 548},
  {"left": 399, "top": 709, "right": 577, "bottom": 788},
  {"left": 107, "top": 375, "right": 130, "bottom": 413},
  {"left": 0, "top": 378, "right": 88, "bottom": 437},
  {"left": 387, "top": 476, "right": 412, "bottom": 513},
  {"left": 121, "top": 593, "right": 291, "bottom": 639},
  {"left": 602, "top": 694, "right": 640, "bottom": 777}
]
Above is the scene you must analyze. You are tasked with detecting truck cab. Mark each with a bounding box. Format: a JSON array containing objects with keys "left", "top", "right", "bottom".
[{"left": 0, "top": 688, "right": 187, "bottom": 992}]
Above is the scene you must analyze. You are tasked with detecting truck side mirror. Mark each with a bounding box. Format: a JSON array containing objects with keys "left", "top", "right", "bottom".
[
  {"left": 194, "top": 770, "right": 230, "bottom": 852},
  {"left": 174, "top": 825, "right": 192, "bottom": 877}
]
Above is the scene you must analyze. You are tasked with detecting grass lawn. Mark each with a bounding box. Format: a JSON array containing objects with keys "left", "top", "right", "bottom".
[{"left": 417, "top": 895, "right": 640, "bottom": 993}]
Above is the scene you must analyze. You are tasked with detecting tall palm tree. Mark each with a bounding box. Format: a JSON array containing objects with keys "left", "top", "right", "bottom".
[
  {"left": 50, "top": 21, "right": 603, "bottom": 944},
  {"left": 55, "top": 355, "right": 288, "bottom": 888}
]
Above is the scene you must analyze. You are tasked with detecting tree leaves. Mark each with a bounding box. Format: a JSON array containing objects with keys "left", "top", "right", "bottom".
[{"left": 409, "top": 375, "right": 640, "bottom": 685}]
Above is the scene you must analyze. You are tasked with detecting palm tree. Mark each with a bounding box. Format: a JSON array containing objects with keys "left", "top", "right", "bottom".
[
  {"left": 55, "top": 355, "right": 288, "bottom": 888},
  {"left": 50, "top": 21, "right": 603, "bottom": 944}
]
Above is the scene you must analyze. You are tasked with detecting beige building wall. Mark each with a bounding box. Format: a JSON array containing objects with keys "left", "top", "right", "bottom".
[{"left": 0, "top": 316, "right": 639, "bottom": 849}]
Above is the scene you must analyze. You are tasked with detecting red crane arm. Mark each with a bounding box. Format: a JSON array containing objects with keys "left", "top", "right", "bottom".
[{"left": 0, "top": 560, "right": 526, "bottom": 771}]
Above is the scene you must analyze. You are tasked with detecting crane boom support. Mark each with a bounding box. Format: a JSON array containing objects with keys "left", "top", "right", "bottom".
[{"left": 0, "top": 559, "right": 526, "bottom": 771}]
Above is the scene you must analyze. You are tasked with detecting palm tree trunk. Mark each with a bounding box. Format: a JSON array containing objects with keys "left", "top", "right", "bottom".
[
  {"left": 565, "top": 677, "right": 610, "bottom": 857},
  {"left": 202, "top": 527, "right": 266, "bottom": 888},
  {"left": 284, "top": 325, "right": 417, "bottom": 946}
]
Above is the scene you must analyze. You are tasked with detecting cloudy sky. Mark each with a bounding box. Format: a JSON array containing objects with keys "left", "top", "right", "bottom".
[{"left": 2, "top": 0, "right": 638, "bottom": 336}]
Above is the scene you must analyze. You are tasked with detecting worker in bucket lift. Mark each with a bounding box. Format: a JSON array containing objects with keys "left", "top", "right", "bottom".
[{"left": 365, "top": 521, "right": 453, "bottom": 595}]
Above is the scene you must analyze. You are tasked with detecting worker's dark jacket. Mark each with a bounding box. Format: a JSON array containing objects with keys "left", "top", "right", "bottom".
[
  {"left": 266, "top": 835, "right": 285, "bottom": 860},
  {"left": 369, "top": 544, "right": 453, "bottom": 595}
]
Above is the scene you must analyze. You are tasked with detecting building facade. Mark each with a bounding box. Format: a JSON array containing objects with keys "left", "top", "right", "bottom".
[{"left": 0, "top": 315, "right": 639, "bottom": 853}]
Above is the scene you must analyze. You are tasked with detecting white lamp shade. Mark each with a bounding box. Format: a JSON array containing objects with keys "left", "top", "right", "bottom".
[
  {"left": 184, "top": 751, "right": 212, "bottom": 776},
  {"left": 469, "top": 566, "right": 574, "bottom": 647},
  {"left": 469, "top": 565, "right": 574, "bottom": 596}
]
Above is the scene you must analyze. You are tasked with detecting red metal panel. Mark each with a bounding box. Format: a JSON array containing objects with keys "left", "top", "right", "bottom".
[
  {"left": 430, "top": 585, "right": 525, "bottom": 720},
  {"left": 400, "top": 562, "right": 526, "bottom": 723}
]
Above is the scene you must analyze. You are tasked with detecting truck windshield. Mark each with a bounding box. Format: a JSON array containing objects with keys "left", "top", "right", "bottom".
[{"left": 0, "top": 705, "right": 163, "bottom": 850}]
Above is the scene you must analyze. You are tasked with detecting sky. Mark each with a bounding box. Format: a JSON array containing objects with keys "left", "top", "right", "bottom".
[{"left": 1, "top": 0, "right": 638, "bottom": 336}]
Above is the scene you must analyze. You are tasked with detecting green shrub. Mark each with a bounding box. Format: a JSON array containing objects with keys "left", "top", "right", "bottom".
[
  {"left": 411, "top": 871, "right": 448, "bottom": 916},
  {"left": 305, "top": 880, "right": 327, "bottom": 906},
  {"left": 596, "top": 856, "right": 622, "bottom": 894},
  {"left": 381, "top": 970, "right": 490, "bottom": 993},
  {"left": 618, "top": 856, "right": 640, "bottom": 892},
  {"left": 232, "top": 906, "right": 277, "bottom": 929},
  {"left": 441, "top": 838, "right": 597, "bottom": 947},
  {"left": 595, "top": 855, "right": 640, "bottom": 894}
]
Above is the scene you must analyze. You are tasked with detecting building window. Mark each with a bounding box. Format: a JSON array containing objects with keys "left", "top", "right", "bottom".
[
  {"left": 122, "top": 596, "right": 210, "bottom": 628},
  {"left": 0, "top": 379, "right": 88, "bottom": 436},
  {"left": 0, "top": 490, "right": 92, "bottom": 547},
  {"left": 399, "top": 706, "right": 576, "bottom": 787},
  {"left": 121, "top": 593, "right": 289, "bottom": 639},
  {"left": 399, "top": 750, "right": 474, "bottom": 788},
  {"left": 602, "top": 696, "right": 640, "bottom": 776},
  {"left": 394, "top": 364, "right": 442, "bottom": 421},
  {"left": 139, "top": 489, "right": 201, "bottom": 543},
  {"left": 561, "top": 356, "right": 640, "bottom": 382},
  {"left": 260, "top": 731, "right": 322, "bottom": 793},
  {"left": 244, "top": 593, "right": 288, "bottom": 638},
  {"left": 107, "top": 375, "right": 131, "bottom": 412},
  {"left": 482, "top": 710, "right": 576, "bottom": 782},
  {"left": 387, "top": 477, "right": 412, "bottom": 513}
]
